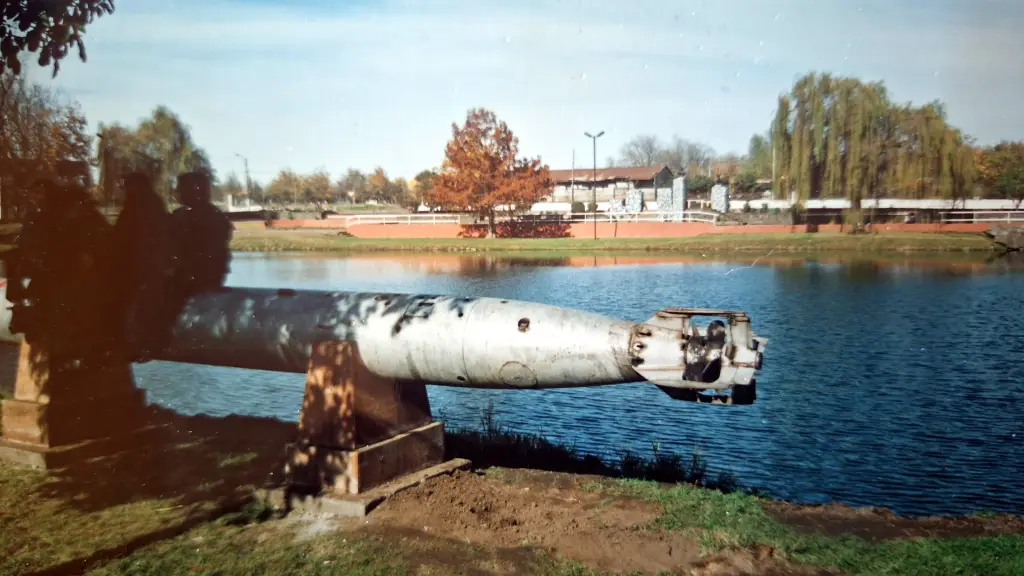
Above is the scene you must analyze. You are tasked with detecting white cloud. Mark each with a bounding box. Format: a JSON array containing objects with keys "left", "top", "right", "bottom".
[{"left": 22, "top": 0, "right": 1024, "bottom": 182}]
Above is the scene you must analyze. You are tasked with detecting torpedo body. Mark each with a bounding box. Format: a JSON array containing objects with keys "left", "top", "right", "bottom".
[
  {"left": 157, "top": 288, "right": 767, "bottom": 402},
  {"left": 0, "top": 283, "right": 767, "bottom": 404}
]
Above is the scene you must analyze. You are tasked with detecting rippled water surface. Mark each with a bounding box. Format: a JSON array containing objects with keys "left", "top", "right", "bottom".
[{"left": 131, "top": 252, "right": 1024, "bottom": 517}]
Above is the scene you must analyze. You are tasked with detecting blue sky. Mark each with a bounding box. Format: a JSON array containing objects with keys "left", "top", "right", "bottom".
[{"left": 23, "top": 0, "right": 1024, "bottom": 183}]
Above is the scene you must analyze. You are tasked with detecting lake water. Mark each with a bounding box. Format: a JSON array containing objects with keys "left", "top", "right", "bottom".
[{"left": 126, "top": 252, "right": 1024, "bottom": 517}]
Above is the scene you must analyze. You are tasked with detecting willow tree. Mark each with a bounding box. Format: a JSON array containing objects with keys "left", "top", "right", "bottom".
[
  {"left": 768, "top": 72, "right": 974, "bottom": 203},
  {"left": 97, "top": 106, "right": 215, "bottom": 205}
]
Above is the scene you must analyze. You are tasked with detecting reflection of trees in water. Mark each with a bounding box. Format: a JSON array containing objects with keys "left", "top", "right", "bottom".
[
  {"left": 295, "top": 258, "right": 331, "bottom": 282},
  {"left": 772, "top": 257, "right": 994, "bottom": 283},
  {"left": 986, "top": 251, "right": 1024, "bottom": 273},
  {"left": 453, "top": 256, "right": 571, "bottom": 277},
  {"left": 270, "top": 257, "right": 330, "bottom": 284},
  {"left": 772, "top": 259, "right": 893, "bottom": 286}
]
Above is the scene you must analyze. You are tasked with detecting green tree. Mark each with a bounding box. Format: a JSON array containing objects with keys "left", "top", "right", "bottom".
[
  {"left": 221, "top": 172, "right": 245, "bottom": 199},
  {"left": 248, "top": 181, "right": 265, "bottom": 204},
  {"left": 336, "top": 168, "right": 368, "bottom": 203},
  {"left": 97, "top": 106, "right": 214, "bottom": 204},
  {"left": 733, "top": 171, "right": 760, "bottom": 195},
  {"left": 414, "top": 169, "right": 437, "bottom": 193},
  {"left": 976, "top": 142, "right": 1024, "bottom": 206},
  {"left": 388, "top": 177, "right": 410, "bottom": 206},
  {"left": 266, "top": 169, "right": 302, "bottom": 204},
  {"left": 408, "top": 169, "right": 437, "bottom": 208},
  {"left": 1, "top": 0, "right": 116, "bottom": 77},
  {"left": 367, "top": 167, "right": 391, "bottom": 202},
  {"left": 767, "top": 72, "right": 973, "bottom": 204},
  {"left": 996, "top": 166, "right": 1024, "bottom": 206},
  {"left": 745, "top": 133, "right": 772, "bottom": 179},
  {"left": 302, "top": 168, "right": 332, "bottom": 202},
  {"left": 687, "top": 174, "right": 714, "bottom": 195}
]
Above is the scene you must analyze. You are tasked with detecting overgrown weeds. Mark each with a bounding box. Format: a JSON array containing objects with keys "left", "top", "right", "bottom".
[{"left": 442, "top": 401, "right": 740, "bottom": 492}]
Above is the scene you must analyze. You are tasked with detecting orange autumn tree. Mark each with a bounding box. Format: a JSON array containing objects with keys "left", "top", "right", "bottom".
[{"left": 429, "top": 107, "right": 552, "bottom": 236}]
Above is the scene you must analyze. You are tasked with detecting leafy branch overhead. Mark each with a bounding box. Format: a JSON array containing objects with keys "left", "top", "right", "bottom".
[{"left": 1, "top": 0, "right": 115, "bottom": 77}]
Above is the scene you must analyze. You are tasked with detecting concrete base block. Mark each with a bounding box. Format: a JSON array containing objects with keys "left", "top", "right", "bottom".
[
  {"left": 1, "top": 387, "right": 147, "bottom": 447},
  {"left": 0, "top": 340, "right": 151, "bottom": 469},
  {"left": 286, "top": 420, "right": 446, "bottom": 495},
  {"left": 0, "top": 420, "right": 166, "bottom": 471},
  {"left": 262, "top": 458, "right": 471, "bottom": 518},
  {"left": 284, "top": 340, "right": 448, "bottom": 499}
]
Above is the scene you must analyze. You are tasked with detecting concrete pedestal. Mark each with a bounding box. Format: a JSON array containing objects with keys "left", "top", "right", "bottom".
[
  {"left": 0, "top": 341, "right": 148, "bottom": 469},
  {"left": 283, "top": 340, "right": 452, "bottom": 504}
]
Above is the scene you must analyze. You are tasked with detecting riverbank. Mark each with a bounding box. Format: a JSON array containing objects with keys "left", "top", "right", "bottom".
[
  {"left": 0, "top": 221, "right": 1001, "bottom": 256},
  {"left": 231, "top": 228, "right": 1000, "bottom": 254},
  {"left": 2, "top": 400, "right": 1022, "bottom": 576}
]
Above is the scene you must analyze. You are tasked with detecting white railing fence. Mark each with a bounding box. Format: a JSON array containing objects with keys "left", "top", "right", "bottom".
[
  {"left": 330, "top": 210, "right": 721, "bottom": 227},
  {"left": 940, "top": 211, "right": 1024, "bottom": 224},
  {"left": 328, "top": 213, "right": 462, "bottom": 226},
  {"left": 564, "top": 210, "right": 720, "bottom": 224}
]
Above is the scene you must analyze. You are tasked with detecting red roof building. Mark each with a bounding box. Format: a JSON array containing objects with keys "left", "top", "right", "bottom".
[{"left": 546, "top": 164, "right": 674, "bottom": 203}]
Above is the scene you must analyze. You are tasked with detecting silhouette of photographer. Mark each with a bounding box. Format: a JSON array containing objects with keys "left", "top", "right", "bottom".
[
  {"left": 112, "top": 172, "right": 170, "bottom": 362},
  {"left": 8, "top": 179, "right": 118, "bottom": 370},
  {"left": 7, "top": 171, "right": 236, "bottom": 368},
  {"left": 167, "top": 170, "right": 234, "bottom": 299}
]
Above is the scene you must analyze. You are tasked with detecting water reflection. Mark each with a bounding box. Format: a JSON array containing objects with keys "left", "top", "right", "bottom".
[
  {"left": 130, "top": 251, "right": 1024, "bottom": 518},
  {"left": 231, "top": 251, "right": 1023, "bottom": 283}
]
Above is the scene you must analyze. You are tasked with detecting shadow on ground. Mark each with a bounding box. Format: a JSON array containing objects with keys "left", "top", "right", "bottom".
[
  {"left": 1, "top": 406, "right": 295, "bottom": 576},
  {"left": 31, "top": 405, "right": 296, "bottom": 514}
]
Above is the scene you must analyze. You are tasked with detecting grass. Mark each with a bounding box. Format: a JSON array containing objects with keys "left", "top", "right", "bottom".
[
  {"left": 0, "top": 401, "right": 300, "bottom": 575},
  {"left": 1, "top": 398, "right": 1021, "bottom": 575},
  {"left": 230, "top": 229, "right": 1000, "bottom": 254},
  {"left": 85, "top": 514, "right": 618, "bottom": 576},
  {"left": 0, "top": 218, "right": 1002, "bottom": 256},
  {"left": 0, "top": 455, "right": 608, "bottom": 576},
  {"left": 606, "top": 480, "right": 1024, "bottom": 576},
  {"left": 87, "top": 522, "right": 407, "bottom": 576},
  {"left": 445, "top": 405, "right": 1024, "bottom": 574},
  {"left": 0, "top": 463, "right": 213, "bottom": 576}
]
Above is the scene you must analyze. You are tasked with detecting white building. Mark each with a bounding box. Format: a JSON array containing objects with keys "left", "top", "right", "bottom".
[{"left": 545, "top": 164, "right": 675, "bottom": 204}]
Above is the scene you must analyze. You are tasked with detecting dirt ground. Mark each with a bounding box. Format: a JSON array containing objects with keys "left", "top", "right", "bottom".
[
  {"left": 296, "top": 469, "right": 821, "bottom": 576},
  {"left": 271, "top": 467, "right": 1024, "bottom": 576}
]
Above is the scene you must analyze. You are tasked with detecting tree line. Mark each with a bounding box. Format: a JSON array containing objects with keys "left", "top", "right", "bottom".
[
  {"left": 254, "top": 166, "right": 437, "bottom": 208},
  {"left": 2, "top": 60, "right": 1022, "bottom": 219},
  {"left": 611, "top": 72, "right": 1022, "bottom": 203},
  {"left": 1, "top": 3, "right": 1022, "bottom": 208}
]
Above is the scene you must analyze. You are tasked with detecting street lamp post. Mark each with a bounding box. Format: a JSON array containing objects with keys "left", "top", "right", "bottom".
[
  {"left": 234, "top": 152, "right": 252, "bottom": 203},
  {"left": 584, "top": 130, "right": 604, "bottom": 240},
  {"left": 95, "top": 132, "right": 115, "bottom": 213}
]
